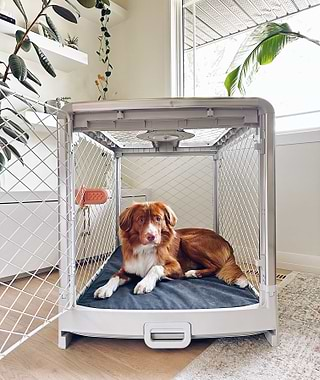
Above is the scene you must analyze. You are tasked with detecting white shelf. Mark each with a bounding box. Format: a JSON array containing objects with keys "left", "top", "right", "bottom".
[
  {"left": 24, "top": 110, "right": 57, "bottom": 130},
  {"left": 0, "top": 19, "right": 88, "bottom": 72},
  {"left": 80, "top": 1, "right": 128, "bottom": 27}
]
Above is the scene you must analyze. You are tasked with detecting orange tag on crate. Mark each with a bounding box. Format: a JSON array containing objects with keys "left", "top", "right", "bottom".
[{"left": 75, "top": 185, "right": 109, "bottom": 208}]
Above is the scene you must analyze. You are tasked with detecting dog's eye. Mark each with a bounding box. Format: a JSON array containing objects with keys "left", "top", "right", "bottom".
[
  {"left": 138, "top": 217, "right": 144, "bottom": 223},
  {"left": 155, "top": 216, "right": 161, "bottom": 222}
]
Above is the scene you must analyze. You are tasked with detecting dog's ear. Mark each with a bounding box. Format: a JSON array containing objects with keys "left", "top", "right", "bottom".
[
  {"left": 119, "top": 206, "right": 135, "bottom": 232},
  {"left": 163, "top": 204, "right": 177, "bottom": 227}
]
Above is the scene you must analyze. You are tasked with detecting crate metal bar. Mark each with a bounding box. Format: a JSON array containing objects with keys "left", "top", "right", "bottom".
[
  {"left": 117, "top": 148, "right": 217, "bottom": 156},
  {"left": 115, "top": 154, "right": 122, "bottom": 247},
  {"left": 57, "top": 115, "right": 74, "bottom": 310},
  {"left": 213, "top": 154, "right": 219, "bottom": 233},
  {"left": 260, "top": 112, "right": 276, "bottom": 288}
]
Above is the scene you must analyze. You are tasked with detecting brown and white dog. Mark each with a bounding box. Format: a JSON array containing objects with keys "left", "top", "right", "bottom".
[{"left": 94, "top": 202, "right": 248, "bottom": 299}]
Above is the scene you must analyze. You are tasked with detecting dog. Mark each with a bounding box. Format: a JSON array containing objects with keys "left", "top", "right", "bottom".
[{"left": 94, "top": 202, "right": 248, "bottom": 299}]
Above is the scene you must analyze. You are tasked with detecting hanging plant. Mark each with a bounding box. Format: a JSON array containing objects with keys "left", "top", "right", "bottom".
[
  {"left": 0, "top": 0, "right": 101, "bottom": 173},
  {"left": 95, "top": 0, "right": 112, "bottom": 100}
]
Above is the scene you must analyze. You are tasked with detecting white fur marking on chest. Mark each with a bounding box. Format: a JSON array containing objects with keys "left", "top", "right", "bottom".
[{"left": 125, "top": 244, "right": 158, "bottom": 277}]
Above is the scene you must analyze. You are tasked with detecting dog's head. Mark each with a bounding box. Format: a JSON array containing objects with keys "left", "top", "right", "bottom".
[{"left": 119, "top": 202, "right": 177, "bottom": 245}]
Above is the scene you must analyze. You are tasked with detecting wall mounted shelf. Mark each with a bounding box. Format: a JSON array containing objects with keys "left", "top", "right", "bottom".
[{"left": 0, "top": 19, "right": 88, "bottom": 72}]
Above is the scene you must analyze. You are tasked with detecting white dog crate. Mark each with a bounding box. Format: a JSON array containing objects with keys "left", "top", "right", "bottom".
[{"left": 0, "top": 93, "right": 277, "bottom": 358}]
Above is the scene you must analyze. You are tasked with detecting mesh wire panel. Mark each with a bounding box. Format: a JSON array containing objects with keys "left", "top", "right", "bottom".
[
  {"left": 121, "top": 155, "right": 215, "bottom": 229},
  {"left": 73, "top": 133, "right": 116, "bottom": 298},
  {"left": 0, "top": 87, "right": 73, "bottom": 359},
  {"left": 218, "top": 128, "right": 260, "bottom": 290},
  {"left": 103, "top": 128, "right": 228, "bottom": 149}
]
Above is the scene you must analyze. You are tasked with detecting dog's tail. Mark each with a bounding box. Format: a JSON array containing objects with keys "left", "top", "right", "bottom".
[{"left": 216, "top": 246, "right": 249, "bottom": 288}]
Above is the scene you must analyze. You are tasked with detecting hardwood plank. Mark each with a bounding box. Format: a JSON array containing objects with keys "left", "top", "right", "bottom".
[{"left": 1, "top": 320, "right": 210, "bottom": 380}]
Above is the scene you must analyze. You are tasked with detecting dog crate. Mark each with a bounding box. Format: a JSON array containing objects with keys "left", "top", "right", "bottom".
[{"left": 0, "top": 92, "right": 277, "bottom": 358}]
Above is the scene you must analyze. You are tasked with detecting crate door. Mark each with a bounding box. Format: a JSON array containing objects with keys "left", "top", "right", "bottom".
[{"left": 0, "top": 89, "right": 74, "bottom": 359}]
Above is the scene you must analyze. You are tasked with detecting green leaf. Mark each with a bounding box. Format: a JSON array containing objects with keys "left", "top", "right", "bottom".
[
  {"left": 8, "top": 144, "right": 24, "bottom": 165},
  {"left": 0, "top": 108, "right": 32, "bottom": 129},
  {"left": 45, "top": 15, "right": 64, "bottom": 44},
  {"left": 64, "top": 0, "right": 81, "bottom": 18},
  {"left": 0, "top": 137, "right": 11, "bottom": 161},
  {"left": 32, "top": 43, "right": 56, "bottom": 77},
  {"left": 8, "top": 54, "right": 27, "bottom": 81},
  {"left": 102, "top": 0, "right": 110, "bottom": 6},
  {"left": 20, "top": 80, "right": 39, "bottom": 96},
  {"left": 76, "top": 0, "right": 96, "bottom": 8},
  {"left": 257, "top": 32, "right": 293, "bottom": 65},
  {"left": 15, "top": 30, "right": 31, "bottom": 52},
  {"left": 0, "top": 151, "right": 5, "bottom": 173},
  {"left": 27, "top": 69, "right": 41, "bottom": 86},
  {"left": 2, "top": 126, "right": 27, "bottom": 144},
  {"left": 39, "top": 22, "right": 60, "bottom": 41},
  {"left": 225, "top": 22, "right": 298, "bottom": 95},
  {"left": 0, "top": 81, "right": 10, "bottom": 100},
  {"left": 7, "top": 119, "right": 29, "bottom": 140},
  {"left": 0, "top": 117, "right": 29, "bottom": 139},
  {"left": 52, "top": 5, "right": 77, "bottom": 23},
  {"left": 224, "top": 66, "right": 240, "bottom": 96},
  {"left": 12, "top": 0, "right": 28, "bottom": 27}
]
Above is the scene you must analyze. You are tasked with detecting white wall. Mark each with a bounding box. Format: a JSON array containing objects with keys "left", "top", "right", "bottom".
[
  {"left": 108, "top": 0, "right": 171, "bottom": 99},
  {"left": 276, "top": 132, "right": 320, "bottom": 273}
]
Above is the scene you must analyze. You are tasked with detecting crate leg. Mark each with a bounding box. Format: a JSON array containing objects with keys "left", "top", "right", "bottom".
[
  {"left": 58, "top": 330, "right": 73, "bottom": 349},
  {"left": 264, "top": 329, "right": 279, "bottom": 347}
]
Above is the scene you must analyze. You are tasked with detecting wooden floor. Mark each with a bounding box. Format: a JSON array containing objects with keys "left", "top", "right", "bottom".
[
  {"left": 0, "top": 320, "right": 211, "bottom": 380},
  {"left": 0, "top": 267, "right": 291, "bottom": 379}
]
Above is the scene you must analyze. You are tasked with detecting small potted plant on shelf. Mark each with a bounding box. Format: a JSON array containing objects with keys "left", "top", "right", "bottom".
[{"left": 64, "top": 34, "right": 79, "bottom": 49}]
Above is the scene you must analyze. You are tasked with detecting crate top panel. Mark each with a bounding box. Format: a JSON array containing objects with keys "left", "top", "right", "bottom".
[{"left": 65, "top": 98, "right": 273, "bottom": 135}]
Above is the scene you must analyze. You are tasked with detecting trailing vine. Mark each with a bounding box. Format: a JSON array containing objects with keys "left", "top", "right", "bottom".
[{"left": 95, "top": 0, "right": 112, "bottom": 100}]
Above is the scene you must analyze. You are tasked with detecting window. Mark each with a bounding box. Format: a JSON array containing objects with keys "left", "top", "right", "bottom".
[{"left": 179, "top": 0, "right": 320, "bottom": 133}]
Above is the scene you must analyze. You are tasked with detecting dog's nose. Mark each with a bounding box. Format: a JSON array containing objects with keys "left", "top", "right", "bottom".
[{"left": 146, "top": 233, "right": 155, "bottom": 242}]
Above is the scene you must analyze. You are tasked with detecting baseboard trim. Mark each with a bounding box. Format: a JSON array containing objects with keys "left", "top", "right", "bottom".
[{"left": 277, "top": 251, "right": 320, "bottom": 274}]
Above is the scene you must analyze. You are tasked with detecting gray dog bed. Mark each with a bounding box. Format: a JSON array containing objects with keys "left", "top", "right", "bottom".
[{"left": 77, "top": 247, "right": 259, "bottom": 310}]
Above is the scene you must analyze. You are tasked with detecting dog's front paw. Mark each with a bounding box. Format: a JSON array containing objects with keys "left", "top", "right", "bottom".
[
  {"left": 94, "top": 276, "right": 121, "bottom": 299},
  {"left": 134, "top": 279, "right": 156, "bottom": 295},
  {"left": 185, "top": 270, "right": 199, "bottom": 278},
  {"left": 94, "top": 285, "right": 114, "bottom": 299}
]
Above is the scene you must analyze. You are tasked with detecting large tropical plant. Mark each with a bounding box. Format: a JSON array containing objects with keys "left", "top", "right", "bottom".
[
  {"left": 0, "top": 0, "right": 111, "bottom": 172},
  {"left": 224, "top": 22, "right": 320, "bottom": 96}
]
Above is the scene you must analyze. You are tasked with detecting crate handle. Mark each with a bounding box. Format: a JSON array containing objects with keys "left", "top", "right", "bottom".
[{"left": 144, "top": 322, "right": 191, "bottom": 349}]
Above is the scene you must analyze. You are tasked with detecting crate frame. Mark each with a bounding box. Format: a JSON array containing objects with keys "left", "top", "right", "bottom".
[{"left": 58, "top": 98, "right": 278, "bottom": 349}]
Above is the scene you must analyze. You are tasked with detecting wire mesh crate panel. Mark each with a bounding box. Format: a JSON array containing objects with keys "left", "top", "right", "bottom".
[
  {"left": 73, "top": 133, "right": 116, "bottom": 297},
  {"left": 0, "top": 86, "right": 74, "bottom": 359},
  {"left": 121, "top": 155, "right": 215, "bottom": 229},
  {"left": 217, "top": 128, "right": 260, "bottom": 290},
  {"left": 103, "top": 128, "right": 228, "bottom": 149}
]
